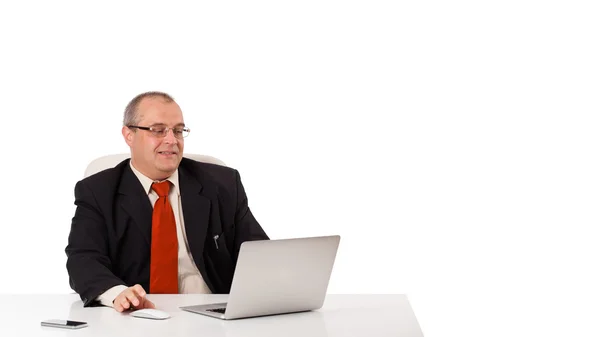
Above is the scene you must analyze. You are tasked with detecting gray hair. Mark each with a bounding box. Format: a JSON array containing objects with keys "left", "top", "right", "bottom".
[{"left": 123, "top": 91, "right": 175, "bottom": 126}]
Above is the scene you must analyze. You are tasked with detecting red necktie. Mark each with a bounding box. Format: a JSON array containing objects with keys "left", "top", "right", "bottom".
[{"left": 150, "top": 181, "right": 178, "bottom": 293}]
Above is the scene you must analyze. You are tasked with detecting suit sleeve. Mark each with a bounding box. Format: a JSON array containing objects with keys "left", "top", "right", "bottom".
[
  {"left": 232, "top": 170, "right": 269, "bottom": 259},
  {"left": 65, "top": 180, "right": 126, "bottom": 307}
]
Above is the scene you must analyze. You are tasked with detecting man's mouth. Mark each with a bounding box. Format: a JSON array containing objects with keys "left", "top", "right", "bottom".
[{"left": 158, "top": 151, "right": 177, "bottom": 155}]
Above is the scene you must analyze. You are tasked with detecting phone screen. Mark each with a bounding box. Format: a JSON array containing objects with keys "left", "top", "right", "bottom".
[{"left": 41, "top": 319, "right": 88, "bottom": 329}]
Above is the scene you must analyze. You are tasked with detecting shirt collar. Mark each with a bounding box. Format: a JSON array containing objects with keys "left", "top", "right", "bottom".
[{"left": 129, "top": 160, "right": 180, "bottom": 196}]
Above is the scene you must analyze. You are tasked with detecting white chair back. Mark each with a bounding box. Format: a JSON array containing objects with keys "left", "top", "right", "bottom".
[{"left": 84, "top": 154, "right": 226, "bottom": 178}]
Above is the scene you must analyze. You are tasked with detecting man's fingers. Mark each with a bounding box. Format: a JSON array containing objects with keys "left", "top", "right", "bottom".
[
  {"left": 143, "top": 298, "right": 156, "bottom": 309},
  {"left": 114, "top": 301, "right": 125, "bottom": 313},
  {"left": 131, "top": 284, "right": 146, "bottom": 297},
  {"left": 120, "top": 295, "right": 132, "bottom": 310},
  {"left": 114, "top": 295, "right": 130, "bottom": 312},
  {"left": 129, "top": 285, "right": 148, "bottom": 308},
  {"left": 113, "top": 285, "right": 150, "bottom": 312},
  {"left": 114, "top": 289, "right": 135, "bottom": 312},
  {"left": 125, "top": 291, "right": 141, "bottom": 307}
]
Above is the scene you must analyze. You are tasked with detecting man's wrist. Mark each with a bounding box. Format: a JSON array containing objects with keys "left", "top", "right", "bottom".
[{"left": 97, "top": 285, "right": 128, "bottom": 307}]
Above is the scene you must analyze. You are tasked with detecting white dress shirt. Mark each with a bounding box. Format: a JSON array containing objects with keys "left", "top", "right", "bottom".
[{"left": 97, "top": 162, "right": 211, "bottom": 307}]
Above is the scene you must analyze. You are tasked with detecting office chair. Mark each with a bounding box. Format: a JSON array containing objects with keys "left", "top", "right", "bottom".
[{"left": 84, "top": 153, "right": 226, "bottom": 178}]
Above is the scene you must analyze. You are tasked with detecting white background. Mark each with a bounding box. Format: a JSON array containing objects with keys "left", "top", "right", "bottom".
[{"left": 1, "top": 1, "right": 599, "bottom": 336}]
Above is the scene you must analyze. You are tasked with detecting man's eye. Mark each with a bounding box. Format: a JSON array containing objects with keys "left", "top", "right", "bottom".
[{"left": 173, "top": 129, "right": 184, "bottom": 135}]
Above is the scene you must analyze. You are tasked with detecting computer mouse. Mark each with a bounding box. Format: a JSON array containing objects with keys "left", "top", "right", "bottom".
[{"left": 130, "top": 308, "right": 171, "bottom": 320}]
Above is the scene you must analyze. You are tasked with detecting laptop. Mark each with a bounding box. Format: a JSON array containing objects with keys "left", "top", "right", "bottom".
[{"left": 179, "top": 235, "right": 340, "bottom": 320}]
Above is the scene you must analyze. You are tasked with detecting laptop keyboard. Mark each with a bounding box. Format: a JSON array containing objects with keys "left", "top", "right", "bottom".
[{"left": 207, "top": 308, "right": 226, "bottom": 314}]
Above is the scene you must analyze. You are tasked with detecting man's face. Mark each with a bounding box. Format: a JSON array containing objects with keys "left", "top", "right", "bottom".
[{"left": 122, "top": 97, "right": 185, "bottom": 180}]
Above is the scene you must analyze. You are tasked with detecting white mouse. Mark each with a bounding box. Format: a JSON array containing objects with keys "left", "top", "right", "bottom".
[{"left": 130, "top": 308, "right": 171, "bottom": 320}]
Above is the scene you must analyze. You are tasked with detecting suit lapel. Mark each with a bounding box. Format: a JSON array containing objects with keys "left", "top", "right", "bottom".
[
  {"left": 179, "top": 166, "right": 212, "bottom": 282},
  {"left": 118, "top": 164, "right": 153, "bottom": 246}
]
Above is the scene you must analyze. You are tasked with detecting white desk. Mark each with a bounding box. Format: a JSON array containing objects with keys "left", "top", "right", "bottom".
[{"left": 0, "top": 294, "right": 423, "bottom": 336}]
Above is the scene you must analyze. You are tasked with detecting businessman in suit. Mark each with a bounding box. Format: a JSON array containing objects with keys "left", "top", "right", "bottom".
[{"left": 65, "top": 91, "right": 269, "bottom": 312}]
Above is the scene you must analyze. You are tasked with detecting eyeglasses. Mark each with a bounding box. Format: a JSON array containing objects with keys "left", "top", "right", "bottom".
[{"left": 127, "top": 125, "right": 191, "bottom": 139}]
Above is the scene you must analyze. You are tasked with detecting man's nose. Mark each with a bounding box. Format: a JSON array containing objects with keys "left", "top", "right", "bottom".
[{"left": 163, "top": 128, "right": 178, "bottom": 144}]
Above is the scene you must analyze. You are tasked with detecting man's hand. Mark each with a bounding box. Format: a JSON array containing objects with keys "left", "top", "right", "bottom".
[{"left": 113, "top": 284, "right": 156, "bottom": 312}]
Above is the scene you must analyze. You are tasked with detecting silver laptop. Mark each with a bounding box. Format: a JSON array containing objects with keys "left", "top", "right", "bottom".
[{"left": 180, "top": 235, "right": 340, "bottom": 320}]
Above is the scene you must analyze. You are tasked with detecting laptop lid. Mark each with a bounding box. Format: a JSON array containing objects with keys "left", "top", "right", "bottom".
[{"left": 223, "top": 235, "right": 340, "bottom": 319}]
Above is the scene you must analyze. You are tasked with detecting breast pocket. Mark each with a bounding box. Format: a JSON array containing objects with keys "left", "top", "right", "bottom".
[
  {"left": 211, "top": 232, "right": 233, "bottom": 260},
  {"left": 206, "top": 232, "right": 236, "bottom": 292}
]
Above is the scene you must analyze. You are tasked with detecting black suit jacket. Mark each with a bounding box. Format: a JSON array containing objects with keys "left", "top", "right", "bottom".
[{"left": 65, "top": 158, "right": 269, "bottom": 307}]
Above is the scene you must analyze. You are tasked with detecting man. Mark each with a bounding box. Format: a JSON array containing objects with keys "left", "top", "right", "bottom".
[{"left": 65, "top": 91, "right": 268, "bottom": 312}]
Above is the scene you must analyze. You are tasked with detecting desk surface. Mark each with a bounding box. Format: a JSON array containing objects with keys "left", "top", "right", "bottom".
[{"left": 0, "top": 294, "right": 422, "bottom": 337}]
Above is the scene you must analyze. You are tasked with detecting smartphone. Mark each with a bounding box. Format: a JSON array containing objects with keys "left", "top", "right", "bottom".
[{"left": 41, "top": 319, "right": 88, "bottom": 329}]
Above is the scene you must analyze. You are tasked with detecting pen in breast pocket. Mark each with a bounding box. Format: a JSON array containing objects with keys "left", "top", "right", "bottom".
[{"left": 213, "top": 235, "right": 219, "bottom": 249}]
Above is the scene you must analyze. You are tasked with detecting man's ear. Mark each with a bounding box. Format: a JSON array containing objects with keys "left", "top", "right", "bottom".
[{"left": 122, "top": 126, "right": 134, "bottom": 147}]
